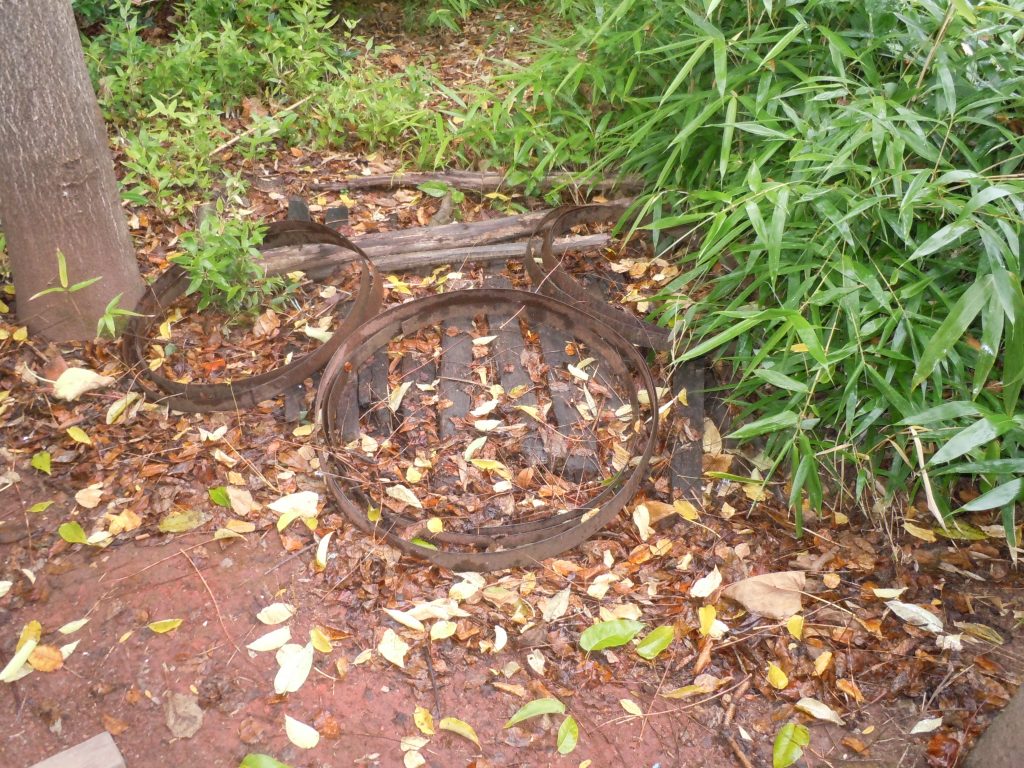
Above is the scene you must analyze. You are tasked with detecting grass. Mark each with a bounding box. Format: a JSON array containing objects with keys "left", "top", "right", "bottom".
[
  {"left": 445, "top": 0, "right": 1024, "bottom": 546},
  {"left": 68, "top": 0, "right": 1024, "bottom": 547}
]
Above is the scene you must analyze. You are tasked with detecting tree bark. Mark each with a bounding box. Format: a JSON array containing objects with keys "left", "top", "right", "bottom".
[{"left": 0, "top": 0, "right": 143, "bottom": 341}]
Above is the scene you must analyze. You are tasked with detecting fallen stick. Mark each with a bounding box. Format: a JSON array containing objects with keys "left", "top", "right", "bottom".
[
  {"left": 209, "top": 94, "right": 313, "bottom": 158},
  {"left": 310, "top": 170, "right": 645, "bottom": 195},
  {"left": 260, "top": 233, "right": 612, "bottom": 276}
]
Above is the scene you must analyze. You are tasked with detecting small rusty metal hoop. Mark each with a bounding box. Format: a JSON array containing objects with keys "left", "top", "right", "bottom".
[
  {"left": 315, "top": 288, "right": 660, "bottom": 572},
  {"left": 122, "top": 220, "right": 384, "bottom": 412},
  {"left": 524, "top": 204, "right": 672, "bottom": 350}
]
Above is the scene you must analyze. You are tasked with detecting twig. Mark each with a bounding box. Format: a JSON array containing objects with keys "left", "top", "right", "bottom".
[
  {"left": 263, "top": 541, "right": 315, "bottom": 575},
  {"left": 209, "top": 94, "right": 313, "bottom": 157},
  {"left": 915, "top": 5, "right": 955, "bottom": 94},
  {"left": 727, "top": 736, "right": 755, "bottom": 768},
  {"left": 425, "top": 643, "right": 442, "bottom": 720},
  {"left": 180, "top": 548, "right": 254, "bottom": 668},
  {"left": 724, "top": 677, "right": 751, "bottom": 726}
]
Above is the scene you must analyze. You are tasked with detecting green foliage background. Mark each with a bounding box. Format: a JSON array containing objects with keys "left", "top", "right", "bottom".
[
  {"left": 70, "top": 0, "right": 1024, "bottom": 540},
  {"left": 451, "top": 0, "right": 1024, "bottom": 539}
]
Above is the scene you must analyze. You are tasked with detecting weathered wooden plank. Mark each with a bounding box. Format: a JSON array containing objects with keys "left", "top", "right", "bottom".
[
  {"left": 537, "top": 324, "right": 600, "bottom": 481},
  {"left": 260, "top": 234, "right": 610, "bottom": 281},
  {"left": 399, "top": 345, "right": 437, "bottom": 423},
  {"left": 670, "top": 361, "right": 705, "bottom": 507},
  {"left": 437, "top": 319, "right": 474, "bottom": 441},
  {"left": 486, "top": 275, "right": 548, "bottom": 466},
  {"left": 358, "top": 350, "right": 392, "bottom": 437},
  {"left": 29, "top": 732, "right": 126, "bottom": 768}
]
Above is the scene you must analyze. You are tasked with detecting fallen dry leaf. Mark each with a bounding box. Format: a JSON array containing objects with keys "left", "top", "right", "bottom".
[{"left": 722, "top": 571, "right": 806, "bottom": 620}]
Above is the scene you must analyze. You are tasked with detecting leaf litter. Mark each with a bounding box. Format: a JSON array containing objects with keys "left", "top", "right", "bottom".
[{"left": 0, "top": 11, "right": 1022, "bottom": 768}]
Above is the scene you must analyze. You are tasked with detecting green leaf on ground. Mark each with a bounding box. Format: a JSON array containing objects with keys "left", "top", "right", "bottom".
[
  {"left": 773, "top": 722, "right": 810, "bottom": 768},
  {"left": 505, "top": 698, "right": 566, "bottom": 727},
  {"left": 579, "top": 619, "right": 643, "bottom": 652}
]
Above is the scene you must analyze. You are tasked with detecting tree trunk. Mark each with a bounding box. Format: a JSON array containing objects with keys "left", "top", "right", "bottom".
[{"left": 0, "top": 0, "right": 143, "bottom": 341}]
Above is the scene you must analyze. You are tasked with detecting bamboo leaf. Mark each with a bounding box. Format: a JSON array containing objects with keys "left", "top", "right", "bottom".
[{"left": 913, "top": 280, "right": 989, "bottom": 388}]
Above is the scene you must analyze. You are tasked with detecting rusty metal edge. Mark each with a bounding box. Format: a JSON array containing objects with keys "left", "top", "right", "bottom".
[
  {"left": 315, "top": 287, "right": 660, "bottom": 572},
  {"left": 524, "top": 204, "right": 673, "bottom": 350},
  {"left": 121, "top": 220, "right": 384, "bottom": 412}
]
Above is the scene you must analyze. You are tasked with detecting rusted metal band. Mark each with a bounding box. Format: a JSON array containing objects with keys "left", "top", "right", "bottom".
[
  {"left": 122, "top": 220, "right": 384, "bottom": 412},
  {"left": 524, "top": 204, "right": 672, "bottom": 350},
  {"left": 315, "top": 288, "right": 660, "bottom": 571}
]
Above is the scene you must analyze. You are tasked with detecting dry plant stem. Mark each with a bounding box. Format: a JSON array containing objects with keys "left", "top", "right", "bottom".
[
  {"left": 724, "top": 677, "right": 751, "bottom": 726},
  {"left": 424, "top": 643, "right": 442, "bottom": 721},
  {"left": 263, "top": 541, "right": 315, "bottom": 575},
  {"left": 599, "top": 674, "right": 752, "bottom": 727},
  {"left": 908, "top": 425, "right": 945, "bottom": 528},
  {"left": 180, "top": 548, "right": 253, "bottom": 668},
  {"left": 727, "top": 736, "right": 755, "bottom": 768},
  {"left": 640, "top": 663, "right": 673, "bottom": 741},
  {"left": 208, "top": 93, "right": 313, "bottom": 157}
]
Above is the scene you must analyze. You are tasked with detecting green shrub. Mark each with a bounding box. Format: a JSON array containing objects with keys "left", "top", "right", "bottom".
[
  {"left": 170, "top": 215, "right": 286, "bottom": 316},
  {"left": 455, "top": 0, "right": 1024, "bottom": 540}
]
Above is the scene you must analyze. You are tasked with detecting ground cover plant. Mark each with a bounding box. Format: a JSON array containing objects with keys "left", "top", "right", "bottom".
[{"left": 449, "top": 0, "right": 1024, "bottom": 544}]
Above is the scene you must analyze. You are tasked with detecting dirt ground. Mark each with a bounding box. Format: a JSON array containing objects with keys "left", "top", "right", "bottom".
[{"left": 3, "top": 458, "right": 1022, "bottom": 768}]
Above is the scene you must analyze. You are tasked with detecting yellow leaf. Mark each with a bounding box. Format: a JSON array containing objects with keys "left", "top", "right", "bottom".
[
  {"left": 767, "top": 662, "right": 789, "bottom": 690},
  {"left": 430, "top": 621, "right": 457, "bottom": 641},
  {"left": 673, "top": 499, "right": 699, "bottom": 521},
  {"left": 439, "top": 717, "right": 480, "bottom": 747},
  {"left": 292, "top": 423, "right": 315, "bottom": 437},
  {"left": 148, "top": 619, "right": 183, "bottom": 634},
  {"left": 18, "top": 620, "right": 42, "bottom": 651},
  {"left": 620, "top": 698, "right": 643, "bottom": 716},
  {"left": 406, "top": 465, "right": 424, "bottom": 484},
  {"left": 66, "top": 426, "right": 92, "bottom": 445},
  {"left": 257, "top": 603, "right": 296, "bottom": 625},
  {"left": 904, "top": 521, "right": 937, "bottom": 542},
  {"left": 814, "top": 651, "right": 833, "bottom": 676},
  {"left": 463, "top": 436, "right": 487, "bottom": 460},
  {"left": 698, "top": 605, "right": 717, "bottom": 637},
  {"left": 470, "top": 458, "right": 512, "bottom": 480},
  {"left": 13, "top": 326, "right": 27, "bottom": 342},
  {"left": 57, "top": 618, "right": 89, "bottom": 635},
  {"left": 226, "top": 519, "right": 256, "bottom": 534},
  {"left": 378, "top": 628, "right": 410, "bottom": 667},
  {"left": 385, "top": 484, "right": 422, "bottom": 510},
  {"left": 786, "top": 615, "right": 804, "bottom": 641},
  {"left": 414, "top": 706, "right": 435, "bottom": 735},
  {"left": 310, "top": 626, "right": 333, "bottom": 653},
  {"left": 427, "top": 517, "right": 444, "bottom": 534}
]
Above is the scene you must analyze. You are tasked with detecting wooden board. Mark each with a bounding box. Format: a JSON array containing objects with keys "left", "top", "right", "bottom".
[{"left": 29, "top": 732, "right": 126, "bottom": 768}]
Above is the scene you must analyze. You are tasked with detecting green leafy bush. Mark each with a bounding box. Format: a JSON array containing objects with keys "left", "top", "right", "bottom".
[
  {"left": 170, "top": 215, "right": 285, "bottom": 316},
  {"left": 455, "top": 0, "right": 1024, "bottom": 539}
]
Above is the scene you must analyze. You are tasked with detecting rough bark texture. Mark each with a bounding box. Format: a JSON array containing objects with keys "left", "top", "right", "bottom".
[{"left": 0, "top": 0, "right": 143, "bottom": 341}]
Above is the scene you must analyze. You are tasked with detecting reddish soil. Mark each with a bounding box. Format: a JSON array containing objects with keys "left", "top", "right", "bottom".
[{"left": 2, "top": 525, "right": 749, "bottom": 767}]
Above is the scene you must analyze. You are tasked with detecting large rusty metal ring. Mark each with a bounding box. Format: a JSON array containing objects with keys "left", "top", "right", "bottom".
[
  {"left": 122, "top": 220, "right": 384, "bottom": 412},
  {"left": 315, "top": 288, "right": 659, "bottom": 571},
  {"left": 524, "top": 204, "right": 672, "bottom": 350}
]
